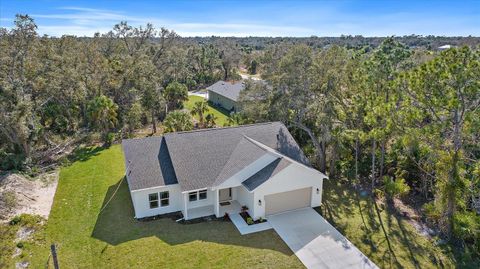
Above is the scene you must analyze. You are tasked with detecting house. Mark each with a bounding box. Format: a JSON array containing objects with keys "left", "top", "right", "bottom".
[
  {"left": 122, "top": 122, "right": 327, "bottom": 221},
  {"left": 207, "top": 80, "right": 245, "bottom": 113},
  {"left": 438, "top": 44, "right": 452, "bottom": 50}
]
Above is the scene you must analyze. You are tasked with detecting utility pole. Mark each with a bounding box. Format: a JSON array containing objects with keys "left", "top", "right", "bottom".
[{"left": 50, "top": 244, "right": 59, "bottom": 269}]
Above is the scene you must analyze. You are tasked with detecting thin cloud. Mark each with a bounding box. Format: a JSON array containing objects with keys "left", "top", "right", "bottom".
[
  {"left": 2, "top": 4, "right": 478, "bottom": 37},
  {"left": 26, "top": 6, "right": 314, "bottom": 37}
]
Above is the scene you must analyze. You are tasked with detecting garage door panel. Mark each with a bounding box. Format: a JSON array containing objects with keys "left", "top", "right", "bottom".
[{"left": 265, "top": 187, "right": 311, "bottom": 215}]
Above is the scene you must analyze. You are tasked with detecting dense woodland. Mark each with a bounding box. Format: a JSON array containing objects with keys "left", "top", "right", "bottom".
[
  {"left": 1, "top": 15, "right": 479, "bottom": 260},
  {"left": 184, "top": 35, "right": 480, "bottom": 50}
]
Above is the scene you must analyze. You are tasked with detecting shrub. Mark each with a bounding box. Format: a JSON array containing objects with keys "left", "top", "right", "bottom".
[
  {"left": 9, "top": 214, "right": 43, "bottom": 228},
  {"left": 16, "top": 242, "right": 24, "bottom": 249},
  {"left": 0, "top": 150, "right": 25, "bottom": 171},
  {"left": 105, "top": 132, "right": 116, "bottom": 147},
  {"left": 246, "top": 217, "right": 254, "bottom": 225},
  {"left": 453, "top": 212, "right": 480, "bottom": 253},
  {"left": 383, "top": 176, "right": 410, "bottom": 198},
  {"left": 9, "top": 215, "right": 22, "bottom": 226},
  {"left": 163, "top": 111, "right": 193, "bottom": 133},
  {"left": 423, "top": 202, "right": 441, "bottom": 224},
  {"left": 1, "top": 190, "right": 17, "bottom": 210}
]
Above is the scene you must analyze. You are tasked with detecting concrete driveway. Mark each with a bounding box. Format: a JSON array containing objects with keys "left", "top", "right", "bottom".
[{"left": 268, "top": 208, "right": 378, "bottom": 269}]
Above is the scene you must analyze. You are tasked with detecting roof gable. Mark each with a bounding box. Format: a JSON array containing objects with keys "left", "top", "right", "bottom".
[
  {"left": 122, "top": 137, "right": 178, "bottom": 191},
  {"left": 164, "top": 122, "right": 309, "bottom": 191},
  {"left": 212, "top": 137, "right": 268, "bottom": 187},
  {"left": 242, "top": 158, "right": 291, "bottom": 191}
]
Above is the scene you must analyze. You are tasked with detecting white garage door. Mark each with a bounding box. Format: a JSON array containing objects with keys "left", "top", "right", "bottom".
[{"left": 265, "top": 187, "right": 311, "bottom": 215}]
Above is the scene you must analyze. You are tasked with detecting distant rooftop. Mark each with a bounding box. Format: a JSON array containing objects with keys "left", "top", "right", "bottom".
[
  {"left": 438, "top": 44, "right": 452, "bottom": 50},
  {"left": 207, "top": 80, "right": 245, "bottom": 101}
]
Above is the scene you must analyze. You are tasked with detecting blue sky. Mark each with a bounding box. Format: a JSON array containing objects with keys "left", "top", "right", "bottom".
[{"left": 1, "top": 0, "right": 479, "bottom": 37}]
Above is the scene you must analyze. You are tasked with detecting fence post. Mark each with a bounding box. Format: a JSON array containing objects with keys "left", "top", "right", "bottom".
[{"left": 50, "top": 244, "right": 59, "bottom": 269}]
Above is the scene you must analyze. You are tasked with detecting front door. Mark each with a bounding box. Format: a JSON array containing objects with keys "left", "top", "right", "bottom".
[{"left": 219, "top": 188, "right": 232, "bottom": 202}]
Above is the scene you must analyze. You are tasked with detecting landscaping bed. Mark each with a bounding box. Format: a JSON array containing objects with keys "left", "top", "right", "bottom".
[{"left": 239, "top": 211, "right": 267, "bottom": 225}]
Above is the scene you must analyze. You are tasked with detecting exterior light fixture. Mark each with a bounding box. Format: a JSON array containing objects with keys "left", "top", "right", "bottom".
[
  {"left": 316, "top": 188, "right": 319, "bottom": 194},
  {"left": 258, "top": 199, "right": 262, "bottom": 206}
]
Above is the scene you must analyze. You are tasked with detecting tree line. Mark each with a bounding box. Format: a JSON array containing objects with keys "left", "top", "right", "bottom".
[
  {"left": 238, "top": 39, "right": 479, "bottom": 255},
  {"left": 0, "top": 15, "right": 242, "bottom": 170},
  {"left": 0, "top": 15, "right": 479, "bottom": 257}
]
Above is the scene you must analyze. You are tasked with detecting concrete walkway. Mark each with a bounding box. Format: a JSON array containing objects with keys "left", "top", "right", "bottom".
[
  {"left": 268, "top": 208, "right": 378, "bottom": 269},
  {"left": 229, "top": 212, "right": 272, "bottom": 235},
  {"left": 188, "top": 91, "right": 207, "bottom": 99},
  {"left": 222, "top": 201, "right": 272, "bottom": 235}
]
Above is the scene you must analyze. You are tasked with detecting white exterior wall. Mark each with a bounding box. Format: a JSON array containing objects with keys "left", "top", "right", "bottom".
[
  {"left": 184, "top": 189, "right": 215, "bottom": 209},
  {"left": 252, "top": 163, "right": 325, "bottom": 219},
  {"left": 231, "top": 187, "right": 238, "bottom": 200},
  {"left": 130, "top": 184, "right": 183, "bottom": 218},
  {"left": 128, "top": 156, "right": 325, "bottom": 220},
  {"left": 236, "top": 185, "right": 255, "bottom": 215}
]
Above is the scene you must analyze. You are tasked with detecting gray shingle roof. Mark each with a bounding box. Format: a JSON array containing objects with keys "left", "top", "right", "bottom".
[
  {"left": 213, "top": 137, "right": 269, "bottom": 186},
  {"left": 122, "top": 137, "right": 178, "bottom": 191},
  {"left": 242, "top": 158, "right": 292, "bottom": 191},
  {"left": 207, "top": 80, "right": 245, "bottom": 101},
  {"left": 122, "top": 122, "right": 309, "bottom": 192}
]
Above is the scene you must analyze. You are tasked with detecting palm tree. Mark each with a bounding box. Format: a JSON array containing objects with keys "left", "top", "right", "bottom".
[
  {"left": 190, "top": 100, "right": 209, "bottom": 128},
  {"left": 87, "top": 95, "right": 118, "bottom": 142},
  {"left": 226, "top": 113, "right": 242, "bottom": 126},
  {"left": 205, "top": 113, "right": 218, "bottom": 128},
  {"left": 163, "top": 111, "right": 193, "bottom": 133}
]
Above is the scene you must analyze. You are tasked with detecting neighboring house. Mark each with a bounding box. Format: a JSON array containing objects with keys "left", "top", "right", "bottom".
[
  {"left": 122, "top": 122, "right": 327, "bottom": 221},
  {"left": 207, "top": 80, "right": 245, "bottom": 113},
  {"left": 438, "top": 44, "right": 452, "bottom": 50}
]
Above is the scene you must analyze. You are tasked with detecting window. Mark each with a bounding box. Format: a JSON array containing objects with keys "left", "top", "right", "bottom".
[
  {"left": 199, "top": 190, "right": 207, "bottom": 200},
  {"left": 149, "top": 193, "right": 159, "bottom": 209},
  {"left": 189, "top": 191, "right": 197, "bottom": 202},
  {"left": 160, "top": 191, "right": 169, "bottom": 207}
]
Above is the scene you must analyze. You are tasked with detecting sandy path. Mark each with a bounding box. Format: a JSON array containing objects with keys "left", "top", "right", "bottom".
[{"left": 0, "top": 171, "right": 59, "bottom": 222}]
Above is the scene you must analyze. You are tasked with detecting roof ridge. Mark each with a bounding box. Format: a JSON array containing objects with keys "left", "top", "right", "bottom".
[
  {"left": 163, "top": 121, "right": 282, "bottom": 136},
  {"left": 211, "top": 137, "right": 250, "bottom": 186},
  {"left": 122, "top": 135, "right": 163, "bottom": 142},
  {"left": 244, "top": 136, "right": 327, "bottom": 178},
  {"left": 212, "top": 136, "right": 271, "bottom": 186}
]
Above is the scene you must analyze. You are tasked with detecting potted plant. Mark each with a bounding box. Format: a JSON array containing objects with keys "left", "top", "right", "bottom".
[{"left": 241, "top": 205, "right": 249, "bottom": 213}]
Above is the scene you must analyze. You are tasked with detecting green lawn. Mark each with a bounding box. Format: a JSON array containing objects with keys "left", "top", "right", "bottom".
[
  {"left": 23, "top": 145, "right": 301, "bottom": 268},
  {"left": 320, "top": 181, "right": 465, "bottom": 269},
  {"left": 11, "top": 145, "right": 469, "bottom": 268},
  {"left": 185, "top": 95, "right": 230, "bottom": 127}
]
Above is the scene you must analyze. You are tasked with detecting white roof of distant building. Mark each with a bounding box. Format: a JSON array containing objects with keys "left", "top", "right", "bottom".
[{"left": 438, "top": 44, "right": 452, "bottom": 49}]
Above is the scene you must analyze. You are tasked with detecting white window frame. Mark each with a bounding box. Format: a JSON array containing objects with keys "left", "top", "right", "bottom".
[
  {"left": 189, "top": 191, "right": 198, "bottom": 202},
  {"left": 160, "top": 191, "right": 169, "bottom": 207},
  {"left": 188, "top": 189, "right": 208, "bottom": 202},
  {"left": 199, "top": 190, "right": 207, "bottom": 200},
  {"left": 149, "top": 193, "right": 159, "bottom": 209}
]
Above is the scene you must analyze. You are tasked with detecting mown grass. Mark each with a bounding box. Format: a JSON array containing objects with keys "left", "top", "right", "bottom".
[
  {"left": 9, "top": 144, "right": 472, "bottom": 268},
  {"left": 185, "top": 95, "right": 230, "bottom": 127},
  {"left": 319, "top": 180, "right": 473, "bottom": 269},
  {"left": 23, "top": 145, "right": 301, "bottom": 268}
]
